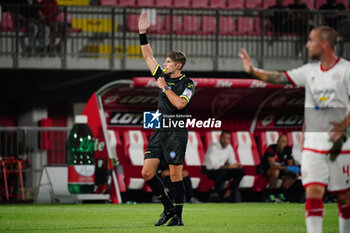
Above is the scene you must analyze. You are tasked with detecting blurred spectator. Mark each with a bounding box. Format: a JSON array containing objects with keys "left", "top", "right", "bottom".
[
  {"left": 203, "top": 130, "right": 245, "bottom": 203},
  {"left": 158, "top": 163, "right": 194, "bottom": 203},
  {"left": 319, "top": 0, "right": 346, "bottom": 30},
  {"left": 268, "top": 0, "right": 292, "bottom": 33},
  {"left": 40, "top": 0, "right": 64, "bottom": 55},
  {"left": 287, "top": 0, "right": 310, "bottom": 35},
  {"left": 256, "top": 134, "right": 299, "bottom": 202},
  {"left": 19, "top": 0, "right": 46, "bottom": 55}
]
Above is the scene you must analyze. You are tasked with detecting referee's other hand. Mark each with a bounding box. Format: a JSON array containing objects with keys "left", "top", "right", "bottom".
[
  {"left": 238, "top": 48, "right": 254, "bottom": 74},
  {"left": 156, "top": 77, "right": 167, "bottom": 90}
]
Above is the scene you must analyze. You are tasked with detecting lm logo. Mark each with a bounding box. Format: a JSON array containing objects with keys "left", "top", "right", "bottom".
[{"left": 143, "top": 110, "right": 162, "bottom": 129}]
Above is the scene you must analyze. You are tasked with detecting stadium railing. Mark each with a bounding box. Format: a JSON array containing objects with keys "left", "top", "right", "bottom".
[{"left": 0, "top": 4, "right": 349, "bottom": 69}]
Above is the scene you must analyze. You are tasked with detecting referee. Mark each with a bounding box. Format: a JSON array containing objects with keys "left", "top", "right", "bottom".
[{"left": 139, "top": 12, "right": 195, "bottom": 227}]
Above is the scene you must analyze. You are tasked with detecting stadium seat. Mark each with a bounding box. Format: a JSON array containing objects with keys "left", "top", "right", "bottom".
[
  {"left": 155, "top": 0, "right": 172, "bottom": 7},
  {"left": 262, "top": 0, "right": 276, "bottom": 8},
  {"left": 192, "top": 0, "right": 209, "bottom": 8},
  {"left": 232, "top": 132, "right": 261, "bottom": 188},
  {"left": 303, "top": 0, "right": 315, "bottom": 9},
  {"left": 0, "top": 12, "right": 15, "bottom": 32},
  {"left": 182, "top": 15, "right": 200, "bottom": 34},
  {"left": 164, "top": 15, "right": 182, "bottom": 34},
  {"left": 209, "top": 0, "right": 226, "bottom": 8},
  {"left": 219, "top": 16, "right": 236, "bottom": 35},
  {"left": 200, "top": 16, "right": 217, "bottom": 35},
  {"left": 204, "top": 131, "right": 221, "bottom": 151},
  {"left": 99, "top": 0, "right": 117, "bottom": 6},
  {"left": 148, "top": 15, "right": 163, "bottom": 34},
  {"left": 126, "top": 14, "right": 139, "bottom": 32},
  {"left": 227, "top": 0, "right": 244, "bottom": 9},
  {"left": 136, "top": 0, "right": 155, "bottom": 7},
  {"left": 287, "top": 131, "right": 303, "bottom": 165},
  {"left": 173, "top": 0, "right": 191, "bottom": 7},
  {"left": 184, "top": 131, "right": 206, "bottom": 189},
  {"left": 246, "top": 0, "right": 262, "bottom": 8},
  {"left": 107, "top": 130, "right": 126, "bottom": 192},
  {"left": 118, "top": 0, "right": 136, "bottom": 6},
  {"left": 236, "top": 16, "right": 254, "bottom": 35},
  {"left": 122, "top": 130, "right": 150, "bottom": 191},
  {"left": 258, "top": 131, "right": 281, "bottom": 157}
]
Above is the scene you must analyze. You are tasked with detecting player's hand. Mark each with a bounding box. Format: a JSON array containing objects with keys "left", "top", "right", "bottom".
[
  {"left": 156, "top": 77, "right": 167, "bottom": 90},
  {"left": 139, "top": 12, "right": 151, "bottom": 34},
  {"left": 329, "top": 121, "right": 346, "bottom": 142},
  {"left": 238, "top": 48, "right": 254, "bottom": 74}
]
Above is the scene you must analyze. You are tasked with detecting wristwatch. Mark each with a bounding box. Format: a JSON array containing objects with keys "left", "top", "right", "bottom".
[{"left": 162, "top": 86, "right": 169, "bottom": 92}]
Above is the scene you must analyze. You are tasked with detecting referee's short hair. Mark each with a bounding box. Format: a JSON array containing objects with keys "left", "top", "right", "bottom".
[
  {"left": 166, "top": 50, "right": 186, "bottom": 70},
  {"left": 221, "top": 130, "right": 231, "bottom": 136}
]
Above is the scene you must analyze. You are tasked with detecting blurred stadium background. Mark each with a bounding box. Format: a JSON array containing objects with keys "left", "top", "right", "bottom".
[{"left": 0, "top": 0, "right": 347, "bottom": 214}]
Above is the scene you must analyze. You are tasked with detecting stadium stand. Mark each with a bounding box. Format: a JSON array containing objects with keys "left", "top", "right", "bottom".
[
  {"left": 182, "top": 15, "right": 200, "bottom": 34},
  {"left": 209, "top": 0, "right": 227, "bottom": 8},
  {"left": 173, "top": 0, "right": 191, "bottom": 8},
  {"left": 164, "top": 15, "right": 182, "bottom": 34},
  {"left": 316, "top": 0, "right": 348, "bottom": 8},
  {"left": 236, "top": 16, "right": 254, "bottom": 35},
  {"left": 227, "top": 0, "right": 245, "bottom": 8},
  {"left": 200, "top": 16, "right": 217, "bottom": 35},
  {"left": 246, "top": 0, "right": 262, "bottom": 8},
  {"left": 262, "top": 0, "right": 276, "bottom": 8},
  {"left": 148, "top": 15, "right": 163, "bottom": 34},
  {"left": 136, "top": 0, "right": 155, "bottom": 7},
  {"left": 99, "top": 0, "right": 117, "bottom": 6},
  {"left": 192, "top": 0, "right": 209, "bottom": 8},
  {"left": 155, "top": 0, "right": 172, "bottom": 7},
  {"left": 118, "top": 0, "right": 136, "bottom": 6},
  {"left": 126, "top": 14, "right": 139, "bottom": 32},
  {"left": 219, "top": 16, "right": 236, "bottom": 35}
]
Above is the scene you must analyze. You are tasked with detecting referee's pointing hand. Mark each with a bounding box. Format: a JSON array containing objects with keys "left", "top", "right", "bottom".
[{"left": 238, "top": 48, "right": 254, "bottom": 74}]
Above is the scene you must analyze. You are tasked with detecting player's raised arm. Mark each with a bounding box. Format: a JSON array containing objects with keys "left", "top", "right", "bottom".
[
  {"left": 238, "top": 48, "right": 291, "bottom": 85},
  {"left": 139, "top": 12, "right": 158, "bottom": 75}
]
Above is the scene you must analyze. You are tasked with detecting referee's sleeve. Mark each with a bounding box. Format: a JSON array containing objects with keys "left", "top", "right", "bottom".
[
  {"left": 152, "top": 64, "right": 165, "bottom": 80},
  {"left": 180, "top": 80, "right": 195, "bottom": 103}
]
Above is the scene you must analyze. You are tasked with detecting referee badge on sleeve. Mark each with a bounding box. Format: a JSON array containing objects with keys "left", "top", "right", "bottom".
[
  {"left": 182, "top": 88, "right": 193, "bottom": 100},
  {"left": 170, "top": 151, "right": 176, "bottom": 159}
]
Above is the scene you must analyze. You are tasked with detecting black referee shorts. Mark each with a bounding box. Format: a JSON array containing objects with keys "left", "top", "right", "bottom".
[{"left": 145, "top": 129, "right": 188, "bottom": 165}]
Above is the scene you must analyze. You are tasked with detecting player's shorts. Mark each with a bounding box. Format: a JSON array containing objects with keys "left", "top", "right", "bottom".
[
  {"left": 301, "top": 149, "right": 350, "bottom": 193},
  {"left": 145, "top": 129, "right": 188, "bottom": 165}
]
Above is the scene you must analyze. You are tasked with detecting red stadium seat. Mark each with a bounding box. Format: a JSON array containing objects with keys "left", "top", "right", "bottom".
[
  {"left": 287, "top": 131, "right": 303, "bottom": 165},
  {"left": 209, "top": 0, "right": 227, "bottom": 8},
  {"left": 155, "top": 0, "right": 172, "bottom": 7},
  {"left": 219, "top": 16, "right": 236, "bottom": 35},
  {"left": 99, "top": 0, "right": 117, "bottom": 6},
  {"left": 173, "top": 0, "right": 191, "bottom": 7},
  {"left": 236, "top": 16, "right": 254, "bottom": 35},
  {"left": 200, "top": 16, "right": 217, "bottom": 35},
  {"left": 118, "top": 0, "right": 136, "bottom": 6},
  {"left": 136, "top": 0, "right": 155, "bottom": 7},
  {"left": 182, "top": 15, "right": 200, "bottom": 34},
  {"left": 122, "top": 130, "right": 150, "bottom": 191},
  {"left": 204, "top": 131, "right": 221, "bottom": 151},
  {"left": 107, "top": 130, "right": 126, "bottom": 192},
  {"left": 232, "top": 132, "right": 261, "bottom": 189},
  {"left": 192, "top": 0, "right": 209, "bottom": 8},
  {"left": 126, "top": 14, "right": 139, "bottom": 32},
  {"left": 258, "top": 131, "right": 281, "bottom": 157},
  {"left": 246, "top": 0, "right": 262, "bottom": 8},
  {"left": 0, "top": 12, "right": 14, "bottom": 32},
  {"left": 262, "top": 0, "right": 276, "bottom": 8},
  {"left": 164, "top": 15, "right": 182, "bottom": 34},
  {"left": 227, "top": 0, "right": 244, "bottom": 9},
  {"left": 303, "top": 0, "right": 315, "bottom": 9},
  {"left": 148, "top": 15, "right": 163, "bottom": 34},
  {"left": 184, "top": 131, "right": 206, "bottom": 189}
]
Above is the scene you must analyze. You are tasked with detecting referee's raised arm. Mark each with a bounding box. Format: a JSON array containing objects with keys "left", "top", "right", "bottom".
[
  {"left": 139, "top": 12, "right": 158, "bottom": 76},
  {"left": 238, "top": 48, "right": 291, "bottom": 85}
]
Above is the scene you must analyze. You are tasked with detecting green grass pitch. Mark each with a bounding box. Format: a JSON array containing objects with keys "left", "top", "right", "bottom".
[{"left": 0, "top": 203, "right": 338, "bottom": 232}]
